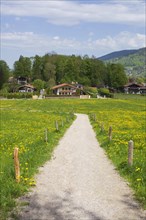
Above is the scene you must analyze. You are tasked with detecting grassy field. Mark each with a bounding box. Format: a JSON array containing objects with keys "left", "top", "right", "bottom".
[
  {"left": 0, "top": 100, "right": 75, "bottom": 219},
  {"left": 0, "top": 95, "right": 146, "bottom": 219}
]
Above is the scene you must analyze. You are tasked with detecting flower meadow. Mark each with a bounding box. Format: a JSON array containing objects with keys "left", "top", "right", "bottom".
[
  {"left": 0, "top": 99, "right": 75, "bottom": 219},
  {"left": 0, "top": 96, "right": 146, "bottom": 219},
  {"left": 89, "top": 100, "right": 146, "bottom": 209}
]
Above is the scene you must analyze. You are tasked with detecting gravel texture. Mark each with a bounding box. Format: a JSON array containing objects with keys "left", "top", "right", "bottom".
[{"left": 17, "top": 114, "right": 146, "bottom": 220}]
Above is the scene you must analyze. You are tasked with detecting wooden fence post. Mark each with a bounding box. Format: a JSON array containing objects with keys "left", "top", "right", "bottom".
[
  {"left": 108, "top": 126, "right": 112, "bottom": 141},
  {"left": 71, "top": 112, "right": 74, "bottom": 119},
  {"left": 101, "top": 123, "right": 104, "bottom": 132},
  {"left": 45, "top": 128, "right": 48, "bottom": 142},
  {"left": 128, "top": 140, "right": 134, "bottom": 166},
  {"left": 55, "top": 121, "right": 59, "bottom": 131},
  {"left": 61, "top": 119, "right": 64, "bottom": 127},
  {"left": 14, "top": 147, "right": 20, "bottom": 183}
]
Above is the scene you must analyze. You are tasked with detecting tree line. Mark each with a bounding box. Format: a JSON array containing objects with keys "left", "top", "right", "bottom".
[{"left": 0, "top": 53, "right": 128, "bottom": 92}]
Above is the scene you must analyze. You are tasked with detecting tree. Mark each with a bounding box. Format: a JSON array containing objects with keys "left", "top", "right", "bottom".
[
  {"left": 107, "top": 63, "right": 128, "bottom": 89},
  {"left": 33, "top": 79, "right": 45, "bottom": 92},
  {"left": 43, "top": 62, "right": 56, "bottom": 82},
  {"left": 0, "top": 60, "right": 10, "bottom": 89},
  {"left": 13, "top": 55, "right": 32, "bottom": 79},
  {"left": 47, "top": 78, "right": 56, "bottom": 88},
  {"left": 32, "top": 55, "right": 43, "bottom": 80}
]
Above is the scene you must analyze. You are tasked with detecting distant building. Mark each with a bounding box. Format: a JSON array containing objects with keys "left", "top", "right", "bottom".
[
  {"left": 18, "top": 84, "right": 36, "bottom": 93},
  {"left": 124, "top": 83, "right": 146, "bottom": 94},
  {"left": 71, "top": 82, "right": 84, "bottom": 90},
  {"left": 51, "top": 83, "right": 85, "bottom": 96},
  {"left": 17, "top": 76, "right": 28, "bottom": 85}
]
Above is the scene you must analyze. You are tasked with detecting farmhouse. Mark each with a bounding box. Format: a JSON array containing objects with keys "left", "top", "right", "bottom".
[
  {"left": 124, "top": 83, "right": 146, "bottom": 94},
  {"left": 17, "top": 76, "right": 28, "bottom": 85},
  {"left": 18, "top": 84, "right": 36, "bottom": 93},
  {"left": 51, "top": 83, "right": 78, "bottom": 96},
  {"left": 51, "top": 83, "right": 86, "bottom": 96}
]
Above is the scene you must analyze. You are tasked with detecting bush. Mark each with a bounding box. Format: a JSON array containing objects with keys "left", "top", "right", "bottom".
[
  {"left": 2, "top": 92, "right": 33, "bottom": 99},
  {"left": 98, "top": 88, "right": 114, "bottom": 98},
  {"left": 84, "top": 87, "right": 97, "bottom": 98}
]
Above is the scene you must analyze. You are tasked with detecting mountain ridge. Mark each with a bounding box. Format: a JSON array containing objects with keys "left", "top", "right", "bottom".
[
  {"left": 98, "top": 48, "right": 145, "bottom": 61},
  {"left": 98, "top": 47, "right": 146, "bottom": 77}
]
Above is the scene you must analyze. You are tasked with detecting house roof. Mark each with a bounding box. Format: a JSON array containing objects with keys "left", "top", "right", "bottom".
[
  {"left": 51, "top": 83, "right": 77, "bottom": 90},
  {"left": 18, "top": 84, "right": 35, "bottom": 89},
  {"left": 124, "top": 83, "right": 143, "bottom": 88},
  {"left": 140, "top": 86, "right": 146, "bottom": 90}
]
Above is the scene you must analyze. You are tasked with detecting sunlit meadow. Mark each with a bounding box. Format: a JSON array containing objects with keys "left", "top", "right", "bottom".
[{"left": 0, "top": 95, "right": 146, "bottom": 219}]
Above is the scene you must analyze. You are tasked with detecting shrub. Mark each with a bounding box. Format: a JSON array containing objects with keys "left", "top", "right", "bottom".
[
  {"left": 5, "top": 93, "right": 32, "bottom": 99},
  {"left": 98, "top": 88, "right": 114, "bottom": 98},
  {"left": 84, "top": 87, "right": 97, "bottom": 98}
]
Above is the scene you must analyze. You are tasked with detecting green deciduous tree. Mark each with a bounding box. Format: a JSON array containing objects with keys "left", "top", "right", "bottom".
[
  {"left": 13, "top": 55, "right": 32, "bottom": 79},
  {"left": 107, "top": 63, "right": 128, "bottom": 89},
  {"left": 33, "top": 79, "right": 45, "bottom": 92},
  {"left": 32, "top": 55, "right": 43, "bottom": 80},
  {"left": 0, "top": 60, "right": 10, "bottom": 89},
  {"left": 2, "top": 53, "right": 129, "bottom": 91}
]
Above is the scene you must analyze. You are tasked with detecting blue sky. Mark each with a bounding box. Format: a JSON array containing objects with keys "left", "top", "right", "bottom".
[{"left": 1, "top": 0, "right": 146, "bottom": 69}]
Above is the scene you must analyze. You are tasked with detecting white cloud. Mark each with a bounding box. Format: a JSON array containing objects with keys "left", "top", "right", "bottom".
[
  {"left": 1, "top": 32, "right": 81, "bottom": 52},
  {"left": 1, "top": 32, "right": 34, "bottom": 40},
  {"left": 1, "top": 0, "right": 145, "bottom": 26},
  {"left": 90, "top": 32, "right": 146, "bottom": 53},
  {"left": 1, "top": 31, "right": 145, "bottom": 55},
  {"left": 1, "top": 30, "right": 145, "bottom": 68},
  {"left": 53, "top": 36, "right": 60, "bottom": 40}
]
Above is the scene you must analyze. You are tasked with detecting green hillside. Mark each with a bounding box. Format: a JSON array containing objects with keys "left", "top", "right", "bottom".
[{"left": 99, "top": 48, "right": 146, "bottom": 78}]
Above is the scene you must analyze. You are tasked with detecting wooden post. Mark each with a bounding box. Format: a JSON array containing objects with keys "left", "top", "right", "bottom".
[
  {"left": 61, "top": 119, "right": 64, "bottom": 127},
  {"left": 101, "top": 123, "right": 104, "bottom": 132},
  {"left": 45, "top": 129, "right": 48, "bottom": 142},
  {"left": 108, "top": 126, "right": 112, "bottom": 141},
  {"left": 71, "top": 112, "right": 74, "bottom": 119},
  {"left": 128, "top": 140, "right": 134, "bottom": 166},
  {"left": 89, "top": 113, "right": 92, "bottom": 119},
  {"left": 55, "top": 121, "right": 59, "bottom": 131},
  {"left": 14, "top": 147, "right": 20, "bottom": 183}
]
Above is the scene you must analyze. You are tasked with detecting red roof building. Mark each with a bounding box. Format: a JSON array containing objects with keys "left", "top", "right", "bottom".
[{"left": 51, "top": 83, "right": 77, "bottom": 96}]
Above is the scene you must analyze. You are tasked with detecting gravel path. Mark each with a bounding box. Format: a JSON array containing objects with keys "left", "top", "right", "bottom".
[{"left": 18, "top": 114, "right": 146, "bottom": 220}]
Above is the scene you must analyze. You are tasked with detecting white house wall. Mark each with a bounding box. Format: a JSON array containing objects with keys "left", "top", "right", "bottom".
[{"left": 56, "top": 86, "right": 76, "bottom": 95}]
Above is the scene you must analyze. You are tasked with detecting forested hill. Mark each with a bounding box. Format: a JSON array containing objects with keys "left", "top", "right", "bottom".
[
  {"left": 98, "top": 47, "right": 146, "bottom": 77},
  {"left": 0, "top": 54, "right": 128, "bottom": 90},
  {"left": 98, "top": 49, "right": 138, "bottom": 61}
]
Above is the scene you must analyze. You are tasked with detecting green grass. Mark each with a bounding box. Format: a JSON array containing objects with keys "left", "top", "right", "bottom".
[
  {"left": 114, "top": 93, "right": 146, "bottom": 100},
  {"left": 0, "top": 96, "right": 146, "bottom": 219},
  {"left": 0, "top": 100, "right": 75, "bottom": 219}
]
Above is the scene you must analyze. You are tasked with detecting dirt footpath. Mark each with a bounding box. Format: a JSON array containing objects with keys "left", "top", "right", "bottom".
[{"left": 17, "top": 114, "right": 146, "bottom": 220}]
